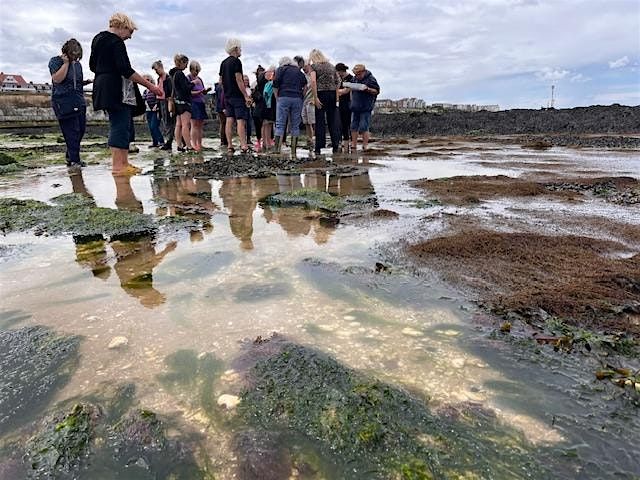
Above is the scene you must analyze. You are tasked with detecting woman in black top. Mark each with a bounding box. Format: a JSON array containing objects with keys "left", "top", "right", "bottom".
[
  {"left": 169, "top": 54, "right": 193, "bottom": 151},
  {"left": 90, "top": 12, "right": 161, "bottom": 175}
]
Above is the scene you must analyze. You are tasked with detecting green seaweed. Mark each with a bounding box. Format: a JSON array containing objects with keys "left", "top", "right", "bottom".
[
  {"left": 25, "top": 403, "right": 98, "bottom": 476},
  {"left": 265, "top": 188, "right": 346, "bottom": 212},
  {"left": 238, "top": 339, "right": 551, "bottom": 479}
]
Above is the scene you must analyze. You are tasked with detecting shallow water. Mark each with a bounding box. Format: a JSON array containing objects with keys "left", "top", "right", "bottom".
[{"left": 1, "top": 139, "right": 639, "bottom": 478}]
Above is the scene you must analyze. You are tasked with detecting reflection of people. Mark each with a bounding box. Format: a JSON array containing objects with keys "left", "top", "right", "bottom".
[
  {"left": 152, "top": 174, "right": 217, "bottom": 225},
  {"left": 49, "top": 38, "right": 91, "bottom": 168},
  {"left": 219, "top": 178, "right": 258, "bottom": 250},
  {"left": 90, "top": 12, "right": 162, "bottom": 175},
  {"left": 349, "top": 64, "right": 380, "bottom": 152},
  {"left": 112, "top": 174, "right": 176, "bottom": 307},
  {"left": 68, "top": 168, "right": 112, "bottom": 279}
]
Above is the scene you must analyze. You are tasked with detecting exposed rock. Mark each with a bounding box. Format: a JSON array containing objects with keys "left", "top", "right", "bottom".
[{"left": 108, "top": 336, "right": 129, "bottom": 349}]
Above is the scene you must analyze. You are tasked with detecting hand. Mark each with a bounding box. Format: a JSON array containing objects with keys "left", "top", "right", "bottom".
[
  {"left": 314, "top": 98, "right": 323, "bottom": 109},
  {"left": 245, "top": 96, "right": 253, "bottom": 107},
  {"left": 151, "top": 85, "right": 163, "bottom": 97},
  {"left": 61, "top": 54, "right": 69, "bottom": 64}
]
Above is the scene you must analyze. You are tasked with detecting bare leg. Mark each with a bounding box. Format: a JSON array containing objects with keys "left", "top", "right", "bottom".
[
  {"left": 237, "top": 119, "right": 247, "bottom": 150},
  {"left": 111, "top": 147, "right": 129, "bottom": 173},
  {"left": 175, "top": 116, "right": 183, "bottom": 148},
  {"left": 181, "top": 112, "right": 192, "bottom": 149},
  {"left": 225, "top": 117, "right": 235, "bottom": 150},
  {"left": 362, "top": 131, "right": 370, "bottom": 150},
  {"left": 350, "top": 130, "right": 358, "bottom": 151}
]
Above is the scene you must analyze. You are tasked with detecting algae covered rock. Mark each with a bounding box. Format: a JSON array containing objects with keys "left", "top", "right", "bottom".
[
  {"left": 236, "top": 335, "right": 549, "bottom": 479},
  {"left": 24, "top": 403, "right": 100, "bottom": 477},
  {"left": 0, "top": 194, "right": 199, "bottom": 239},
  {"left": 0, "top": 326, "right": 79, "bottom": 435},
  {"left": 264, "top": 188, "right": 346, "bottom": 212}
]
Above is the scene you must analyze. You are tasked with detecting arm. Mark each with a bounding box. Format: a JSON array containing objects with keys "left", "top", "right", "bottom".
[
  {"left": 234, "top": 72, "right": 250, "bottom": 103},
  {"left": 50, "top": 55, "right": 69, "bottom": 84},
  {"left": 129, "top": 71, "right": 162, "bottom": 96},
  {"left": 310, "top": 70, "right": 321, "bottom": 107}
]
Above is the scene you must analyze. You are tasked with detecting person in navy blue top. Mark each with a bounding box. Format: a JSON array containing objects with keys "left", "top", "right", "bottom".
[
  {"left": 349, "top": 64, "right": 380, "bottom": 151},
  {"left": 48, "top": 38, "right": 91, "bottom": 168},
  {"left": 273, "top": 57, "right": 307, "bottom": 156}
]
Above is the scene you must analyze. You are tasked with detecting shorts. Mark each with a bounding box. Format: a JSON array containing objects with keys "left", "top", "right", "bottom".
[
  {"left": 107, "top": 106, "right": 134, "bottom": 149},
  {"left": 351, "top": 111, "right": 372, "bottom": 133},
  {"left": 224, "top": 96, "right": 249, "bottom": 121},
  {"left": 191, "top": 101, "right": 208, "bottom": 120},
  {"left": 175, "top": 101, "right": 192, "bottom": 116},
  {"left": 301, "top": 102, "right": 315, "bottom": 124}
]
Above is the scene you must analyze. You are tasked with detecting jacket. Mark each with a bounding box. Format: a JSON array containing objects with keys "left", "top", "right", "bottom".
[
  {"left": 89, "top": 31, "right": 135, "bottom": 111},
  {"left": 350, "top": 71, "right": 380, "bottom": 113}
]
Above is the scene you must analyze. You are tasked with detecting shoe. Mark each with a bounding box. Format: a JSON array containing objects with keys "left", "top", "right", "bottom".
[
  {"left": 177, "top": 146, "right": 185, "bottom": 152},
  {"left": 113, "top": 164, "right": 142, "bottom": 176},
  {"left": 160, "top": 143, "right": 172, "bottom": 151}
]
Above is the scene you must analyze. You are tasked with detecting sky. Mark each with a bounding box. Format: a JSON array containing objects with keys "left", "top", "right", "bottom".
[{"left": 0, "top": 0, "right": 638, "bottom": 109}]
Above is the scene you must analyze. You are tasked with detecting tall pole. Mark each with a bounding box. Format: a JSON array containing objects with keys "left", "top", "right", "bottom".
[{"left": 551, "top": 85, "right": 555, "bottom": 109}]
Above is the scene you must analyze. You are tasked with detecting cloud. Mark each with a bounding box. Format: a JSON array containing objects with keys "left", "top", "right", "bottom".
[
  {"left": 570, "top": 73, "right": 590, "bottom": 83},
  {"left": 608, "top": 56, "right": 629, "bottom": 69},
  {"left": 535, "top": 68, "right": 569, "bottom": 82},
  {"left": 0, "top": 0, "right": 638, "bottom": 107}
]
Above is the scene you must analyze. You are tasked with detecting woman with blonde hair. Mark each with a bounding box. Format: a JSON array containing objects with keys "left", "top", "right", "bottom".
[
  {"left": 308, "top": 49, "right": 340, "bottom": 154},
  {"left": 188, "top": 60, "right": 210, "bottom": 152},
  {"left": 170, "top": 54, "right": 193, "bottom": 152},
  {"left": 90, "top": 12, "right": 162, "bottom": 174}
]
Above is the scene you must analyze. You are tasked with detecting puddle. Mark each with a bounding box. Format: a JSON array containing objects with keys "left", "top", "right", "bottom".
[{"left": 1, "top": 139, "right": 639, "bottom": 478}]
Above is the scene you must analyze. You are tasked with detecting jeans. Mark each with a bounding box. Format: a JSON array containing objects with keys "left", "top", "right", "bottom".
[
  {"left": 275, "top": 96, "right": 303, "bottom": 136},
  {"left": 145, "top": 110, "right": 164, "bottom": 146},
  {"left": 58, "top": 108, "right": 86, "bottom": 165},
  {"left": 314, "top": 90, "right": 339, "bottom": 153}
]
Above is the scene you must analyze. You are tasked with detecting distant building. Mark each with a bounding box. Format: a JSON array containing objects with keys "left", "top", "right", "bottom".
[
  {"left": 30, "top": 81, "right": 52, "bottom": 93},
  {"left": 0, "top": 72, "right": 36, "bottom": 92}
]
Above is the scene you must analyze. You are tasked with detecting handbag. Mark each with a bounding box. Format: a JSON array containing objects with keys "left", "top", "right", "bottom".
[{"left": 132, "top": 84, "right": 146, "bottom": 117}]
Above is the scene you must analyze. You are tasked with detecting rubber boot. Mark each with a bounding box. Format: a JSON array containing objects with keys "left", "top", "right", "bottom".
[
  {"left": 290, "top": 136, "right": 298, "bottom": 158},
  {"left": 274, "top": 136, "right": 282, "bottom": 154}
]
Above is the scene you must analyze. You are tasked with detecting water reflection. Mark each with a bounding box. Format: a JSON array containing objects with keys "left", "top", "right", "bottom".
[{"left": 68, "top": 169, "right": 177, "bottom": 308}]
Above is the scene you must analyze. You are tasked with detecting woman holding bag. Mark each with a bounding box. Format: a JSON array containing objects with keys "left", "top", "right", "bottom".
[{"left": 90, "top": 12, "right": 162, "bottom": 175}]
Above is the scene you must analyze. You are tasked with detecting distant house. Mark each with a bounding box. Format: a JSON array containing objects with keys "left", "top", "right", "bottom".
[
  {"left": 0, "top": 72, "right": 36, "bottom": 92},
  {"left": 30, "top": 81, "right": 52, "bottom": 93}
]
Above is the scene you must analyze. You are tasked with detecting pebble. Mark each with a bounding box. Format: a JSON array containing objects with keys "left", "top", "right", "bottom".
[
  {"left": 451, "top": 358, "right": 466, "bottom": 369},
  {"left": 217, "top": 394, "right": 241, "bottom": 409},
  {"left": 401, "top": 327, "right": 424, "bottom": 337},
  {"left": 108, "top": 336, "right": 129, "bottom": 349}
]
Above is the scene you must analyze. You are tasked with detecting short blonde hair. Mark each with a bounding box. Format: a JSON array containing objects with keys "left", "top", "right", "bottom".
[
  {"left": 308, "top": 49, "right": 328, "bottom": 64},
  {"left": 189, "top": 60, "right": 201, "bottom": 74},
  {"left": 109, "top": 12, "right": 137, "bottom": 31},
  {"left": 353, "top": 64, "right": 366, "bottom": 74},
  {"left": 225, "top": 38, "right": 242, "bottom": 55},
  {"left": 174, "top": 53, "right": 189, "bottom": 66}
]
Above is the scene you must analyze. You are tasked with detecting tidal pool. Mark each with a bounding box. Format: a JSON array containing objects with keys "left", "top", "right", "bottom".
[{"left": 1, "top": 139, "right": 638, "bottom": 479}]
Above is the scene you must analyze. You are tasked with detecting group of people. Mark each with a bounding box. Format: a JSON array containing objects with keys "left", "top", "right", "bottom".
[
  {"left": 213, "top": 41, "right": 380, "bottom": 156},
  {"left": 48, "top": 11, "right": 380, "bottom": 176}
]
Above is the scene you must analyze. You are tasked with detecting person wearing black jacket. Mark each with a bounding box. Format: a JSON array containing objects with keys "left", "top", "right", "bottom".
[
  {"left": 90, "top": 12, "right": 161, "bottom": 175},
  {"left": 169, "top": 54, "right": 193, "bottom": 151},
  {"left": 336, "top": 63, "right": 353, "bottom": 151}
]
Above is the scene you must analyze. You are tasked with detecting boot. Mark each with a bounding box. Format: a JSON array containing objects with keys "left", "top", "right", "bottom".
[
  {"left": 290, "top": 136, "right": 298, "bottom": 158},
  {"left": 274, "top": 136, "right": 282, "bottom": 154}
]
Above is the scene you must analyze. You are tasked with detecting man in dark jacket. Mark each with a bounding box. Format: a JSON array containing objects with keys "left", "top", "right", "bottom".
[
  {"left": 349, "top": 64, "right": 380, "bottom": 152},
  {"left": 335, "top": 63, "right": 353, "bottom": 149}
]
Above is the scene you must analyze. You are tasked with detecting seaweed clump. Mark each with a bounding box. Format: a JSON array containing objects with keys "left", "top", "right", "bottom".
[
  {"left": 236, "top": 335, "right": 549, "bottom": 479},
  {"left": 264, "top": 188, "right": 346, "bottom": 212}
]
